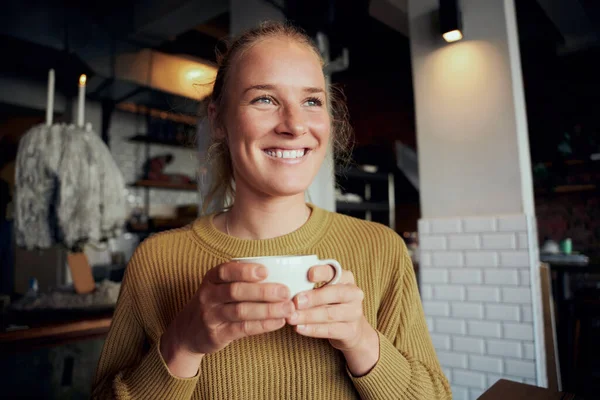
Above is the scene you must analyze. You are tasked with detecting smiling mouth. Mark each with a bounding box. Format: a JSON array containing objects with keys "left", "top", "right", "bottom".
[{"left": 262, "top": 148, "right": 311, "bottom": 159}]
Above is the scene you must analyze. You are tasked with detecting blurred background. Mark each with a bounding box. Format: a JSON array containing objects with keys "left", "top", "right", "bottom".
[{"left": 0, "top": 0, "right": 598, "bottom": 399}]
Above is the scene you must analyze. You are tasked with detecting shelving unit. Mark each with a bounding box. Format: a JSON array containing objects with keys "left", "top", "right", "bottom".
[
  {"left": 553, "top": 184, "right": 596, "bottom": 193},
  {"left": 127, "top": 134, "right": 195, "bottom": 149},
  {"left": 126, "top": 116, "right": 199, "bottom": 234},
  {"left": 335, "top": 167, "right": 395, "bottom": 229},
  {"left": 534, "top": 156, "right": 599, "bottom": 196},
  {"left": 127, "top": 180, "right": 197, "bottom": 191},
  {"left": 536, "top": 184, "right": 597, "bottom": 195}
]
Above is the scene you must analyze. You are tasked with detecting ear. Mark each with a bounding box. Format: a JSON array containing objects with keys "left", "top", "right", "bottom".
[{"left": 208, "top": 102, "right": 226, "bottom": 140}]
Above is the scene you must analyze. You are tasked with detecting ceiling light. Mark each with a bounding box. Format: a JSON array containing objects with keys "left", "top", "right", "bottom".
[
  {"left": 440, "top": 0, "right": 463, "bottom": 43},
  {"left": 186, "top": 69, "right": 206, "bottom": 80},
  {"left": 443, "top": 29, "right": 463, "bottom": 43}
]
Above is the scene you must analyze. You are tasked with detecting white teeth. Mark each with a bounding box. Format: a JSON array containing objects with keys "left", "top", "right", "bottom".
[{"left": 265, "top": 149, "right": 307, "bottom": 159}]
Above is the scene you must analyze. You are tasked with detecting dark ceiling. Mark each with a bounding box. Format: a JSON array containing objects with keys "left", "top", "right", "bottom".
[{"left": 0, "top": 0, "right": 598, "bottom": 162}]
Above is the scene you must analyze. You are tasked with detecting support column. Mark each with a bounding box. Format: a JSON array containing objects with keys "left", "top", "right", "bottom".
[{"left": 408, "top": 0, "right": 546, "bottom": 398}]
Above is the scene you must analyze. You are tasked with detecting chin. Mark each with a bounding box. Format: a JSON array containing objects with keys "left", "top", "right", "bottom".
[
  {"left": 259, "top": 175, "right": 312, "bottom": 197},
  {"left": 266, "top": 182, "right": 310, "bottom": 197}
]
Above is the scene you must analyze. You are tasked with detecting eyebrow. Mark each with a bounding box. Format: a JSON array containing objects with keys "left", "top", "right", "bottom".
[{"left": 243, "top": 84, "right": 325, "bottom": 95}]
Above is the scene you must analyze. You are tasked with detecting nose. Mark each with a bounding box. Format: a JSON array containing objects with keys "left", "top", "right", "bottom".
[{"left": 275, "top": 105, "right": 307, "bottom": 137}]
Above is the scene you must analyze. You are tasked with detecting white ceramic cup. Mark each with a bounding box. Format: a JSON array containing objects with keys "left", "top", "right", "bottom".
[{"left": 231, "top": 255, "right": 343, "bottom": 299}]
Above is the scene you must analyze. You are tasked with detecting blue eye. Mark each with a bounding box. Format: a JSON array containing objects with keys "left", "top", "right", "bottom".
[
  {"left": 305, "top": 97, "right": 323, "bottom": 107},
  {"left": 253, "top": 96, "right": 273, "bottom": 105}
]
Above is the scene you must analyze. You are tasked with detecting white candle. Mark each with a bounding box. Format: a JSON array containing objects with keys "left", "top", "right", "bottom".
[
  {"left": 77, "top": 74, "right": 87, "bottom": 127},
  {"left": 46, "top": 69, "right": 55, "bottom": 126}
]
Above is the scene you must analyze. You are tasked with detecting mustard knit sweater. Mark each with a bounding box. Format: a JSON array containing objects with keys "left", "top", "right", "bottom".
[{"left": 92, "top": 205, "right": 451, "bottom": 399}]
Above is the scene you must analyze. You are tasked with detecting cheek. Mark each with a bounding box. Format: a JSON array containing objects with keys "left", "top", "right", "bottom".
[
  {"left": 230, "top": 109, "right": 275, "bottom": 141},
  {"left": 309, "top": 114, "right": 332, "bottom": 143}
]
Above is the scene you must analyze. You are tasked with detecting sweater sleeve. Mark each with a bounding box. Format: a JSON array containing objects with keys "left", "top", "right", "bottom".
[
  {"left": 91, "top": 263, "right": 199, "bottom": 399},
  {"left": 349, "top": 237, "right": 452, "bottom": 400}
]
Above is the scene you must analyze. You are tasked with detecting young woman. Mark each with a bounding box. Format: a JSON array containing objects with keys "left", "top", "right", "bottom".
[{"left": 92, "top": 21, "right": 451, "bottom": 400}]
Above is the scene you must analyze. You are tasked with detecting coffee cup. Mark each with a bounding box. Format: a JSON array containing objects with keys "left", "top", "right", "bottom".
[{"left": 231, "top": 255, "right": 343, "bottom": 299}]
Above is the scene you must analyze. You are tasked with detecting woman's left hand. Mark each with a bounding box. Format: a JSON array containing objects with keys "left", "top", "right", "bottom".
[{"left": 286, "top": 266, "right": 376, "bottom": 352}]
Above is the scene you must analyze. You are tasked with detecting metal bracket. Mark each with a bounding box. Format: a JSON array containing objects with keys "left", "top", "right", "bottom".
[{"left": 316, "top": 31, "right": 349, "bottom": 76}]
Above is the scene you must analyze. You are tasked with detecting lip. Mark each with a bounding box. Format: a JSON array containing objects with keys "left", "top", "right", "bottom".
[{"left": 261, "top": 146, "right": 312, "bottom": 151}]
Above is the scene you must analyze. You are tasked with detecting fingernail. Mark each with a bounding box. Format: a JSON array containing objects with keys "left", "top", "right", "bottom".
[
  {"left": 255, "top": 267, "right": 267, "bottom": 279},
  {"left": 278, "top": 286, "right": 290, "bottom": 298},
  {"left": 297, "top": 294, "right": 308, "bottom": 308},
  {"left": 290, "top": 311, "right": 298, "bottom": 321},
  {"left": 297, "top": 324, "right": 307, "bottom": 331}
]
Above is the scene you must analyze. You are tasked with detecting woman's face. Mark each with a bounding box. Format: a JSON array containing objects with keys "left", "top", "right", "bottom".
[{"left": 220, "top": 37, "right": 331, "bottom": 199}]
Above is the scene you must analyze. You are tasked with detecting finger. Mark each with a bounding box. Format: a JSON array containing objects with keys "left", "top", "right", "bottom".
[
  {"left": 294, "top": 284, "right": 363, "bottom": 310},
  {"left": 206, "top": 262, "right": 267, "bottom": 284},
  {"left": 295, "top": 322, "right": 353, "bottom": 340},
  {"left": 226, "top": 319, "right": 286, "bottom": 341},
  {"left": 206, "top": 282, "right": 290, "bottom": 304},
  {"left": 307, "top": 265, "right": 336, "bottom": 283},
  {"left": 308, "top": 268, "right": 355, "bottom": 285},
  {"left": 287, "top": 303, "right": 361, "bottom": 325},
  {"left": 218, "top": 301, "right": 295, "bottom": 322}
]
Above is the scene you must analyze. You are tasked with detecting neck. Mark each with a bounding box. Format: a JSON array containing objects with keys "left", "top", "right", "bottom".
[{"left": 226, "top": 190, "right": 310, "bottom": 240}]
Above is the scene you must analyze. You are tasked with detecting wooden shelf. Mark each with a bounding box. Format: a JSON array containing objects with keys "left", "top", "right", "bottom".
[
  {"left": 553, "top": 184, "right": 596, "bottom": 193},
  {"left": 536, "top": 184, "right": 597, "bottom": 195},
  {"left": 336, "top": 201, "right": 390, "bottom": 212},
  {"left": 0, "top": 312, "right": 113, "bottom": 352},
  {"left": 336, "top": 167, "right": 389, "bottom": 181},
  {"left": 128, "top": 134, "right": 196, "bottom": 149},
  {"left": 128, "top": 180, "right": 197, "bottom": 191},
  {"left": 127, "top": 217, "right": 195, "bottom": 234},
  {"left": 537, "top": 156, "right": 599, "bottom": 168},
  {"left": 114, "top": 101, "right": 200, "bottom": 125},
  {"left": 539, "top": 159, "right": 586, "bottom": 167}
]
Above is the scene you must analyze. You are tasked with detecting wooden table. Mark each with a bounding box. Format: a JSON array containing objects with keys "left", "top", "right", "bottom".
[
  {"left": 0, "top": 310, "right": 113, "bottom": 353},
  {"left": 478, "top": 379, "right": 581, "bottom": 400}
]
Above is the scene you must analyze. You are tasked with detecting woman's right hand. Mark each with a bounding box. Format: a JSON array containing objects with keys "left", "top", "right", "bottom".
[{"left": 160, "top": 262, "right": 293, "bottom": 376}]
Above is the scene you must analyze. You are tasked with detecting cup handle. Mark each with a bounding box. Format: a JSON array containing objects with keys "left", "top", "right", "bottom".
[{"left": 318, "top": 259, "right": 343, "bottom": 286}]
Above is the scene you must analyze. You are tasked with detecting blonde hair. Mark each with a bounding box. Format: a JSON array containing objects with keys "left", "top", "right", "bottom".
[{"left": 200, "top": 21, "right": 352, "bottom": 214}]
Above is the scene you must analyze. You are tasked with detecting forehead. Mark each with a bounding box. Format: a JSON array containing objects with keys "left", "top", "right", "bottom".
[{"left": 230, "top": 37, "right": 325, "bottom": 88}]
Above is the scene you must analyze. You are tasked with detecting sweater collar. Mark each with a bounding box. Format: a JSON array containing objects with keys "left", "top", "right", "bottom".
[{"left": 191, "top": 203, "right": 332, "bottom": 258}]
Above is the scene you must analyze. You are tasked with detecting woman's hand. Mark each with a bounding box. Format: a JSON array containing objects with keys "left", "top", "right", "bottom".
[
  {"left": 286, "top": 266, "right": 380, "bottom": 376},
  {"left": 160, "top": 262, "right": 294, "bottom": 377}
]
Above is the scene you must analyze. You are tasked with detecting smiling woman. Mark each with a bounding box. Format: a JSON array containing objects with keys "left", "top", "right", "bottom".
[
  {"left": 92, "top": 21, "right": 451, "bottom": 400},
  {"left": 202, "top": 22, "right": 352, "bottom": 214}
]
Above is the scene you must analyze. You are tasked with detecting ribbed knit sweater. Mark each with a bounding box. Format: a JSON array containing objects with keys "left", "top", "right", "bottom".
[{"left": 92, "top": 204, "right": 451, "bottom": 399}]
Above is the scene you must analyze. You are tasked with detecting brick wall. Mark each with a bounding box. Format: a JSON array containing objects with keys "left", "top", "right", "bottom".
[{"left": 419, "top": 215, "right": 541, "bottom": 400}]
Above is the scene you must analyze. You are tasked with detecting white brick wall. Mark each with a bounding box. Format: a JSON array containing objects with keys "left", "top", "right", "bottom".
[
  {"left": 481, "top": 234, "right": 516, "bottom": 250},
  {"left": 453, "top": 370, "right": 486, "bottom": 389},
  {"left": 430, "top": 333, "right": 452, "bottom": 350},
  {"left": 450, "top": 269, "right": 483, "bottom": 285},
  {"left": 419, "top": 214, "right": 539, "bottom": 394},
  {"left": 423, "top": 301, "right": 450, "bottom": 317},
  {"left": 505, "top": 359, "right": 536, "bottom": 379},
  {"left": 433, "top": 251, "right": 464, "bottom": 267},
  {"left": 453, "top": 337, "right": 485, "bottom": 354},
  {"left": 451, "top": 303, "right": 484, "bottom": 319},
  {"left": 487, "top": 339, "right": 522, "bottom": 358},
  {"left": 449, "top": 234, "right": 481, "bottom": 250},
  {"left": 465, "top": 251, "right": 498, "bottom": 268},
  {"left": 434, "top": 285, "right": 466, "bottom": 301},
  {"left": 485, "top": 304, "right": 520, "bottom": 321}
]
